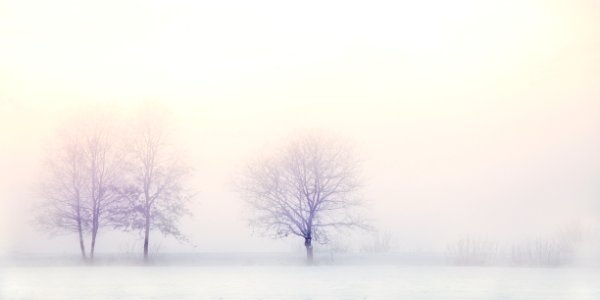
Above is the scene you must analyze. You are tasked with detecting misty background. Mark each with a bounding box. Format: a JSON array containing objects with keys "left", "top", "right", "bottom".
[{"left": 1, "top": 0, "right": 600, "bottom": 258}]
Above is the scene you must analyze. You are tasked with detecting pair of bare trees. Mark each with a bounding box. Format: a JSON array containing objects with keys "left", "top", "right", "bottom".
[{"left": 38, "top": 108, "right": 189, "bottom": 261}]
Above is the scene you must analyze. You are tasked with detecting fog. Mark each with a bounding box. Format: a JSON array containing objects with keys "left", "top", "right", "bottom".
[{"left": 1, "top": 0, "right": 600, "bottom": 262}]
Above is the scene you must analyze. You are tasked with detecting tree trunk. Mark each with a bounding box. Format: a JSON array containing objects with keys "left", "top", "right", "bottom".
[
  {"left": 304, "top": 237, "right": 313, "bottom": 264},
  {"left": 77, "top": 217, "right": 86, "bottom": 260},
  {"left": 90, "top": 226, "right": 97, "bottom": 261},
  {"left": 143, "top": 212, "right": 150, "bottom": 261},
  {"left": 76, "top": 203, "right": 87, "bottom": 261},
  {"left": 89, "top": 212, "right": 98, "bottom": 261},
  {"left": 90, "top": 160, "right": 97, "bottom": 261}
]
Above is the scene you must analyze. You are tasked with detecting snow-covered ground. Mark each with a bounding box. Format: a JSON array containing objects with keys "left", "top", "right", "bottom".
[{"left": 2, "top": 263, "right": 600, "bottom": 300}]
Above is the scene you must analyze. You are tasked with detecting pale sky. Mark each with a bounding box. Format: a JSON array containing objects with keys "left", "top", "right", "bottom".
[{"left": 1, "top": 0, "right": 599, "bottom": 255}]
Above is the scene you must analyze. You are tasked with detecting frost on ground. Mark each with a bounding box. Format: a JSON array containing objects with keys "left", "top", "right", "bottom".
[{"left": 1, "top": 265, "right": 599, "bottom": 300}]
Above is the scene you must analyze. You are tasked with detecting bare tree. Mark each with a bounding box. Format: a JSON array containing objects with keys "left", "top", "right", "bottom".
[
  {"left": 82, "top": 120, "right": 123, "bottom": 260},
  {"left": 113, "top": 107, "right": 191, "bottom": 261},
  {"left": 37, "top": 113, "right": 123, "bottom": 261},
  {"left": 38, "top": 132, "right": 89, "bottom": 259},
  {"left": 238, "top": 134, "right": 367, "bottom": 263}
]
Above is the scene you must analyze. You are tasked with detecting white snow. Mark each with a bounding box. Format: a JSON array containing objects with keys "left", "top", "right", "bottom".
[{"left": 2, "top": 265, "right": 599, "bottom": 300}]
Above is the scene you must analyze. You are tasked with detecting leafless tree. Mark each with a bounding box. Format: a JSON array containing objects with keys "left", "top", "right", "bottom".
[
  {"left": 37, "top": 113, "right": 123, "bottom": 261},
  {"left": 81, "top": 119, "right": 123, "bottom": 260},
  {"left": 112, "top": 107, "right": 191, "bottom": 261},
  {"left": 38, "top": 132, "right": 90, "bottom": 259},
  {"left": 238, "top": 134, "right": 368, "bottom": 263}
]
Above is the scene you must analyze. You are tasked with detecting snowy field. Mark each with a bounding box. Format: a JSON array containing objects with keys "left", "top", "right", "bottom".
[{"left": 2, "top": 263, "right": 600, "bottom": 300}]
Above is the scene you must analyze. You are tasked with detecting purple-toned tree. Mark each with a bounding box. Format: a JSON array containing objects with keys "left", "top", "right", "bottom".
[
  {"left": 38, "top": 112, "right": 123, "bottom": 261},
  {"left": 238, "top": 134, "right": 368, "bottom": 263},
  {"left": 112, "top": 107, "right": 191, "bottom": 261},
  {"left": 38, "top": 131, "right": 89, "bottom": 259}
]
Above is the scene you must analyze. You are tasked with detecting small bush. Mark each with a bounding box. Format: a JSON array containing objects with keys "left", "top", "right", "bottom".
[
  {"left": 446, "top": 236, "right": 497, "bottom": 266},
  {"left": 511, "top": 228, "right": 582, "bottom": 267},
  {"left": 360, "top": 231, "right": 396, "bottom": 253}
]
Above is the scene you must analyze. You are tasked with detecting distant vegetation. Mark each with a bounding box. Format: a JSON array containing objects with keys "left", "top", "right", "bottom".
[{"left": 446, "top": 226, "right": 584, "bottom": 267}]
